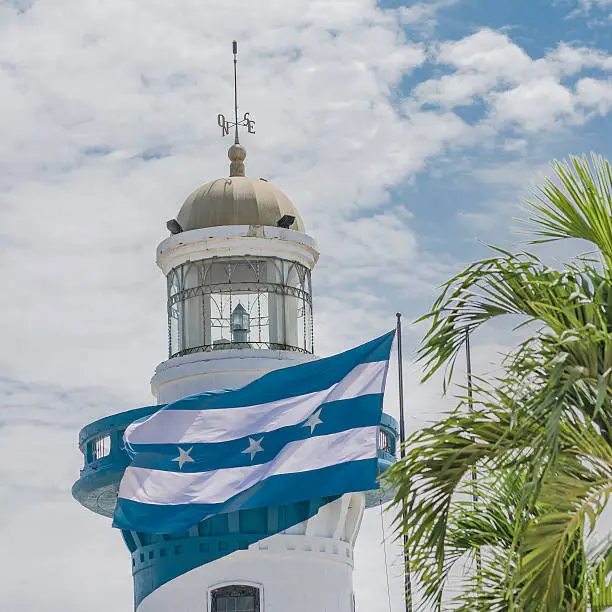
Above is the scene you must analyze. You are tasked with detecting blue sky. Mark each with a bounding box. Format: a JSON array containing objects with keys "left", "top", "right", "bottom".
[
  {"left": 1, "top": 0, "right": 611, "bottom": 610},
  {"left": 395, "top": 0, "right": 612, "bottom": 259}
]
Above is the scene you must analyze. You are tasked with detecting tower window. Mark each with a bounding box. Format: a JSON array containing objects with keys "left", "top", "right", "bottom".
[
  {"left": 91, "top": 435, "right": 111, "bottom": 461},
  {"left": 378, "top": 428, "right": 394, "bottom": 456},
  {"left": 211, "top": 585, "right": 260, "bottom": 612}
]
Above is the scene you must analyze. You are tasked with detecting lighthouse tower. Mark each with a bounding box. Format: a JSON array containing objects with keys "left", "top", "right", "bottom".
[{"left": 72, "top": 45, "right": 398, "bottom": 612}]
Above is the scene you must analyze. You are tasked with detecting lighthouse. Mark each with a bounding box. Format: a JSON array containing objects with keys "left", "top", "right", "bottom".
[{"left": 72, "top": 43, "right": 398, "bottom": 612}]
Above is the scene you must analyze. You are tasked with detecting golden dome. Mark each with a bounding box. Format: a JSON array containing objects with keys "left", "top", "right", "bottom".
[
  {"left": 176, "top": 176, "right": 304, "bottom": 232},
  {"left": 175, "top": 145, "right": 304, "bottom": 232}
]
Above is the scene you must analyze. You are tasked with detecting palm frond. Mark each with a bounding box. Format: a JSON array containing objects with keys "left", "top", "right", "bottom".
[{"left": 526, "top": 154, "right": 612, "bottom": 271}]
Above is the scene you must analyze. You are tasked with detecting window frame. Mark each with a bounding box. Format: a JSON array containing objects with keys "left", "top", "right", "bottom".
[
  {"left": 210, "top": 583, "right": 261, "bottom": 612},
  {"left": 91, "top": 434, "right": 111, "bottom": 461}
]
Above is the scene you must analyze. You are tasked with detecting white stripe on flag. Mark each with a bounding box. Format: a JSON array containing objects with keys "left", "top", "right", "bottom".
[
  {"left": 119, "top": 426, "right": 378, "bottom": 506},
  {"left": 125, "top": 361, "right": 387, "bottom": 445}
]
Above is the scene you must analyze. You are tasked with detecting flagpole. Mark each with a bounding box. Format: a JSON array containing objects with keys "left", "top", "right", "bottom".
[{"left": 396, "top": 313, "right": 413, "bottom": 612}]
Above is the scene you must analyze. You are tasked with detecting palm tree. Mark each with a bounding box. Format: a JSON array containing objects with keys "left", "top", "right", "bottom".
[{"left": 386, "top": 154, "right": 612, "bottom": 611}]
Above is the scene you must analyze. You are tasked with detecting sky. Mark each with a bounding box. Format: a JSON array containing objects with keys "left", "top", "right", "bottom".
[{"left": 1, "top": 0, "right": 612, "bottom": 610}]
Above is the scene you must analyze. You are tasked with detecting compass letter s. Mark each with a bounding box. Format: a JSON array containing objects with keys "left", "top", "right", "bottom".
[{"left": 244, "top": 112, "right": 256, "bottom": 134}]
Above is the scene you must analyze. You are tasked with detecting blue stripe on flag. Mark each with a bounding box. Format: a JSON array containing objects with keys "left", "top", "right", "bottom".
[
  {"left": 113, "top": 458, "right": 378, "bottom": 534},
  {"left": 128, "top": 394, "right": 382, "bottom": 473}
]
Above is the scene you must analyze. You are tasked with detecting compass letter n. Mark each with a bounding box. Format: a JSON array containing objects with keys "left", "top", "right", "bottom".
[{"left": 217, "top": 114, "right": 230, "bottom": 136}]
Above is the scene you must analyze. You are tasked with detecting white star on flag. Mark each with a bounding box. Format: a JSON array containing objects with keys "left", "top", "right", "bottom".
[
  {"left": 303, "top": 408, "right": 323, "bottom": 434},
  {"left": 242, "top": 436, "right": 264, "bottom": 461},
  {"left": 172, "top": 446, "right": 195, "bottom": 469}
]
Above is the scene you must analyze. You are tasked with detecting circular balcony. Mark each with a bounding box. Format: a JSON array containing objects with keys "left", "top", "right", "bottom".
[
  {"left": 73, "top": 406, "right": 398, "bottom": 607},
  {"left": 72, "top": 407, "right": 398, "bottom": 518},
  {"left": 72, "top": 406, "right": 158, "bottom": 517}
]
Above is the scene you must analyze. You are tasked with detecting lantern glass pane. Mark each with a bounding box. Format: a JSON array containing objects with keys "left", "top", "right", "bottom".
[
  {"left": 184, "top": 295, "right": 203, "bottom": 350},
  {"left": 169, "top": 301, "right": 182, "bottom": 355}
]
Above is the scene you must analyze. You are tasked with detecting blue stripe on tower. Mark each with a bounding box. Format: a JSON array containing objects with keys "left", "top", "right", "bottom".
[{"left": 128, "top": 496, "right": 340, "bottom": 608}]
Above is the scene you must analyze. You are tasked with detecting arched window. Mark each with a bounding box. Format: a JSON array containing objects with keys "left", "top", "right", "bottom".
[{"left": 211, "top": 585, "right": 260, "bottom": 612}]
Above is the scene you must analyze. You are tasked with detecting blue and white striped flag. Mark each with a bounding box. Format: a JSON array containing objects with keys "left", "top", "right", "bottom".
[{"left": 113, "top": 331, "right": 395, "bottom": 534}]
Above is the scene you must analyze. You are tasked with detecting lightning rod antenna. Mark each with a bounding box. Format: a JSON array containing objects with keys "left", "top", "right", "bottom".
[
  {"left": 233, "top": 40, "right": 239, "bottom": 144},
  {"left": 215, "top": 42, "right": 256, "bottom": 176}
]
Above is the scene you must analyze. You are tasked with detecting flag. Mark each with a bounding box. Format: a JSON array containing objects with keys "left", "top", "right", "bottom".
[{"left": 113, "top": 331, "right": 395, "bottom": 534}]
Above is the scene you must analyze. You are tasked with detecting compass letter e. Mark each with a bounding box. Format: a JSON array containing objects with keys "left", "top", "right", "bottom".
[{"left": 244, "top": 112, "right": 255, "bottom": 134}]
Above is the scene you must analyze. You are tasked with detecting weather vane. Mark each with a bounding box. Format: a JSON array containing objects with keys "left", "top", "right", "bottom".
[{"left": 217, "top": 41, "right": 255, "bottom": 144}]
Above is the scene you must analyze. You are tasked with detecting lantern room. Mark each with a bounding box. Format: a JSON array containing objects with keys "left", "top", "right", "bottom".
[
  {"left": 151, "top": 143, "right": 320, "bottom": 404},
  {"left": 166, "top": 252, "right": 313, "bottom": 357},
  {"left": 161, "top": 144, "right": 315, "bottom": 359}
]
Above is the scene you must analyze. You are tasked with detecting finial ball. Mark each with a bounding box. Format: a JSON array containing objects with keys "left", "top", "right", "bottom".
[
  {"left": 228, "top": 143, "right": 247, "bottom": 162},
  {"left": 228, "top": 143, "right": 247, "bottom": 177}
]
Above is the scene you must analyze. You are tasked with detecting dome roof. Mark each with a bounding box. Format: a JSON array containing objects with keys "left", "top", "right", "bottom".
[{"left": 176, "top": 175, "right": 305, "bottom": 233}]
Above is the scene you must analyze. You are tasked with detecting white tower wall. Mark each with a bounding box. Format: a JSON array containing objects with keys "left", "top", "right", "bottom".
[
  {"left": 152, "top": 348, "right": 316, "bottom": 404},
  {"left": 139, "top": 222, "right": 367, "bottom": 612}
]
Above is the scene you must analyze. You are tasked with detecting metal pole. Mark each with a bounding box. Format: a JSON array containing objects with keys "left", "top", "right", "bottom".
[
  {"left": 465, "top": 328, "right": 474, "bottom": 424},
  {"left": 396, "top": 313, "right": 413, "bottom": 612},
  {"left": 232, "top": 40, "right": 239, "bottom": 144},
  {"left": 465, "top": 330, "right": 481, "bottom": 575}
]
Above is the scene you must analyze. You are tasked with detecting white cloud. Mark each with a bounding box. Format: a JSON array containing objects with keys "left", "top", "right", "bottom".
[
  {"left": 566, "top": 0, "right": 612, "bottom": 22},
  {"left": 575, "top": 77, "right": 612, "bottom": 114},
  {"left": 397, "top": 0, "right": 460, "bottom": 31},
  {"left": 0, "top": 376, "right": 133, "bottom": 610},
  {"left": 543, "top": 42, "right": 612, "bottom": 75},
  {"left": 437, "top": 29, "right": 534, "bottom": 82},
  {"left": 578, "top": 0, "right": 612, "bottom": 9},
  {"left": 490, "top": 77, "right": 576, "bottom": 132},
  {"left": 414, "top": 70, "right": 497, "bottom": 108},
  {"left": 414, "top": 28, "right": 612, "bottom": 132}
]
